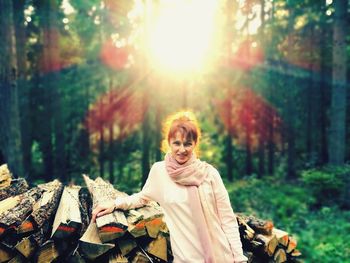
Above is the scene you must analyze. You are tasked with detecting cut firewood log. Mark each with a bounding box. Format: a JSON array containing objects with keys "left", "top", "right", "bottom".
[
  {"left": 255, "top": 234, "right": 279, "bottom": 257},
  {"left": 0, "top": 164, "right": 12, "bottom": 189},
  {"left": 67, "top": 250, "right": 86, "bottom": 263},
  {"left": 145, "top": 217, "right": 165, "bottom": 239},
  {"left": 78, "top": 222, "right": 114, "bottom": 260},
  {"left": 51, "top": 186, "right": 82, "bottom": 239},
  {"left": 83, "top": 175, "right": 128, "bottom": 243},
  {"left": 244, "top": 251, "right": 254, "bottom": 263},
  {"left": 7, "top": 253, "right": 26, "bottom": 263},
  {"left": 0, "top": 196, "right": 21, "bottom": 216},
  {"left": 126, "top": 211, "right": 146, "bottom": 238},
  {"left": 78, "top": 187, "right": 92, "bottom": 236},
  {"left": 125, "top": 209, "right": 143, "bottom": 225},
  {"left": 0, "top": 243, "right": 14, "bottom": 263},
  {"left": 272, "top": 228, "right": 289, "bottom": 247},
  {"left": 237, "top": 215, "right": 255, "bottom": 240},
  {"left": 15, "top": 217, "right": 52, "bottom": 260},
  {"left": 237, "top": 213, "right": 274, "bottom": 235},
  {"left": 36, "top": 240, "right": 59, "bottom": 263},
  {"left": 96, "top": 212, "right": 128, "bottom": 243},
  {"left": 116, "top": 234, "right": 137, "bottom": 256},
  {"left": 286, "top": 236, "right": 297, "bottom": 254},
  {"left": 144, "top": 233, "right": 168, "bottom": 262},
  {"left": 108, "top": 252, "right": 129, "bottom": 263},
  {"left": 290, "top": 249, "right": 301, "bottom": 257},
  {"left": 128, "top": 204, "right": 164, "bottom": 238},
  {"left": 274, "top": 248, "right": 287, "bottom": 263},
  {"left": 131, "top": 251, "right": 151, "bottom": 263},
  {"left": 17, "top": 180, "right": 63, "bottom": 235},
  {"left": 15, "top": 236, "right": 37, "bottom": 259},
  {"left": 0, "top": 186, "right": 45, "bottom": 238},
  {"left": 0, "top": 178, "right": 28, "bottom": 202}
]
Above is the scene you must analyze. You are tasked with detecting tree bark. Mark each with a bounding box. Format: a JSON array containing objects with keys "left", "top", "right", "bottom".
[
  {"left": 286, "top": 7, "right": 296, "bottom": 179},
  {"left": 319, "top": 22, "right": 329, "bottom": 164},
  {"left": 328, "top": 0, "right": 348, "bottom": 165},
  {"left": 36, "top": 0, "right": 63, "bottom": 181},
  {"left": 306, "top": 26, "right": 317, "bottom": 165},
  {"left": 109, "top": 124, "right": 114, "bottom": 183},
  {"left": 99, "top": 127, "right": 105, "bottom": 178},
  {"left": 258, "top": 138, "right": 265, "bottom": 178},
  {"left": 0, "top": 0, "right": 24, "bottom": 178},
  {"left": 267, "top": 114, "right": 275, "bottom": 175},
  {"left": 245, "top": 130, "right": 253, "bottom": 175},
  {"left": 13, "top": 0, "right": 31, "bottom": 176},
  {"left": 226, "top": 134, "right": 233, "bottom": 182},
  {"left": 142, "top": 105, "right": 151, "bottom": 186}
]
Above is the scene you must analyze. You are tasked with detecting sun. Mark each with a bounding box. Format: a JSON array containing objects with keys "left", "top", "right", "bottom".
[{"left": 145, "top": 0, "right": 219, "bottom": 74}]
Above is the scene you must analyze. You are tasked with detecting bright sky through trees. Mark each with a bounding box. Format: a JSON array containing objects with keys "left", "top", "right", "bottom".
[
  {"left": 146, "top": 0, "right": 218, "bottom": 73},
  {"left": 59, "top": 0, "right": 265, "bottom": 75}
]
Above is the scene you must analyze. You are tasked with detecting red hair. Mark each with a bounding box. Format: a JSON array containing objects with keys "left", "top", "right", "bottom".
[{"left": 161, "top": 110, "right": 201, "bottom": 155}]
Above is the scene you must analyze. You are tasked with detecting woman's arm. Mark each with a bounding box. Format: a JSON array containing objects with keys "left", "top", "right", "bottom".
[
  {"left": 92, "top": 163, "right": 158, "bottom": 221},
  {"left": 211, "top": 167, "right": 248, "bottom": 263}
]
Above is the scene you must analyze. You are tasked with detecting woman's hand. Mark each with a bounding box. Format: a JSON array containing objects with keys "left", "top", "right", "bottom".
[{"left": 91, "top": 201, "right": 116, "bottom": 222}]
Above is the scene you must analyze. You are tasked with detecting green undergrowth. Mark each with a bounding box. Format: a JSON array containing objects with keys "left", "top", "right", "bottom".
[{"left": 226, "top": 176, "right": 350, "bottom": 263}]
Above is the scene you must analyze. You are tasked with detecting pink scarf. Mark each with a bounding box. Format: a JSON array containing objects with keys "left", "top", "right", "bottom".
[{"left": 165, "top": 153, "right": 215, "bottom": 263}]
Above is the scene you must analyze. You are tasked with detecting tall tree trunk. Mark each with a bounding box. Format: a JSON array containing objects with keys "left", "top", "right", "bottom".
[
  {"left": 258, "top": 137, "right": 265, "bottom": 178},
  {"left": 286, "top": 7, "right": 296, "bottom": 179},
  {"left": 108, "top": 79, "right": 114, "bottom": 183},
  {"left": 319, "top": 22, "right": 329, "bottom": 164},
  {"left": 224, "top": 0, "right": 235, "bottom": 182},
  {"left": 226, "top": 134, "right": 233, "bottom": 182},
  {"left": 0, "top": 0, "right": 24, "bottom": 177},
  {"left": 245, "top": 130, "right": 253, "bottom": 175},
  {"left": 306, "top": 26, "right": 317, "bottom": 165},
  {"left": 259, "top": 0, "right": 265, "bottom": 38},
  {"left": 257, "top": 0, "right": 266, "bottom": 178},
  {"left": 328, "top": 0, "right": 348, "bottom": 165},
  {"left": 141, "top": 1, "right": 151, "bottom": 186},
  {"left": 36, "top": 0, "right": 63, "bottom": 181},
  {"left": 117, "top": 141, "right": 124, "bottom": 183},
  {"left": 142, "top": 108, "right": 151, "bottom": 186},
  {"left": 14, "top": 0, "right": 31, "bottom": 176},
  {"left": 267, "top": 116, "right": 274, "bottom": 175},
  {"left": 53, "top": 79, "right": 66, "bottom": 182},
  {"left": 266, "top": 0, "right": 275, "bottom": 175},
  {"left": 155, "top": 104, "right": 162, "bottom": 162},
  {"left": 108, "top": 125, "right": 114, "bottom": 183},
  {"left": 99, "top": 127, "right": 105, "bottom": 178},
  {"left": 44, "top": 0, "right": 66, "bottom": 182}
]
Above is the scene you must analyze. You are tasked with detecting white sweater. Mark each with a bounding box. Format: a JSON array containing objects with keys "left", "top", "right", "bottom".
[{"left": 115, "top": 161, "right": 248, "bottom": 263}]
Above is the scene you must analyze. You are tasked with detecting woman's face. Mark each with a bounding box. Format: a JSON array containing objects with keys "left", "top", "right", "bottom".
[{"left": 169, "top": 131, "right": 196, "bottom": 164}]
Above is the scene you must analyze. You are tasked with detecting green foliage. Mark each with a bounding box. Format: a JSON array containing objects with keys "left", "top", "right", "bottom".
[
  {"left": 301, "top": 165, "right": 350, "bottom": 208},
  {"left": 297, "top": 207, "right": 350, "bottom": 263},
  {"left": 226, "top": 176, "right": 313, "bottom": 230}
]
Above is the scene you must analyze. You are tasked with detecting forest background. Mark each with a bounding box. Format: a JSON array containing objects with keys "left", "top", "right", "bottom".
[{"left": 0, "top": 0, "right": 349, "bottom": 262}]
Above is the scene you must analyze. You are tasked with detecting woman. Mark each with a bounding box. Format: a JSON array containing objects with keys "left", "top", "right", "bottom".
[{"left": 92, "top": 111, "right": 247, "bottom": 263}]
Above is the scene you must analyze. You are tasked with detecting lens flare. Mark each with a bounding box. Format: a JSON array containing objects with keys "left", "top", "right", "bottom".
[
  {"left": 146, "top": 0, "right": 218, "bottom": 73},
  {"left": 215, "top": 86, "right": 282, "bottom": 150},
  {"left": 85, "top": 88, "right": 145, "bottom": 151},
  {"left": 100, "top": 40, "right": 129, "bottom": 70}
]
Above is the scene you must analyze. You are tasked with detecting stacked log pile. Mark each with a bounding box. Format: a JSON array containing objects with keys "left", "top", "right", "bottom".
[
  {"left": 0, "top": 164, "right": 64, "bottom": 263},
  {"left": 0, "top": 164, "right": 302, "bottom": 263},
  {"left": 237, "top": 214, "right": 302, "bottom": 263}
]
